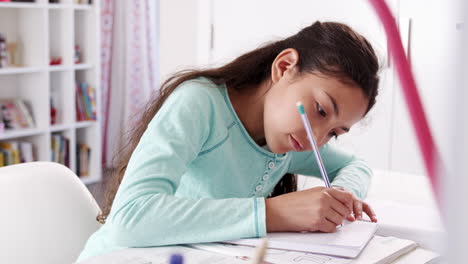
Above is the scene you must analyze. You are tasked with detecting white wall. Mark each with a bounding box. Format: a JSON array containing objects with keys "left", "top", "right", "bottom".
[
  {"left": 159, "top": 0, "right": 200, "bottom": 82},
  {"left": 158, "top": 0, "right": 461, "bottom": 177},
  {"left": 208, "top": 0, "right": 400, "bottom": 172},
  {"left": 390, "top": 0, "right": 463, "bottom": 175}
]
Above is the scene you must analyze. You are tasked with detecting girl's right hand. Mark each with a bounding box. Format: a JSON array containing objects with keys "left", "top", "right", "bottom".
[{"left": 265, "top": 187, "right": 354, "bottom": 233}]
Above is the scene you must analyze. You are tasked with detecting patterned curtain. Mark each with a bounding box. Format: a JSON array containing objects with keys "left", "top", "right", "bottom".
[{"left": 100, "top": 0, "right": 159, "bottom": 167}]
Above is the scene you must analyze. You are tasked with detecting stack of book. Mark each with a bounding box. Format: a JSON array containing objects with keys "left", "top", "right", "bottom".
[
  {"left": 0, "top": 141, "right": 34, "bottom": 167},
  {"left": 0, "top": 99, "right": 35, "bottom": 131},
  {"left": 77, "top": 143, "right": 90, "bottom": 177},
  {"left": 51, "top": 134, "right": 69, "bottom": 167},
  {"left": 75, "top": 82, "right": 97, "bottom": 122}
]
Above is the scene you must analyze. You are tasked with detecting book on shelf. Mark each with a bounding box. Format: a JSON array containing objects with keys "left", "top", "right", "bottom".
[
  {"left": 75, "top": 0, "right": 93, "bottom": 4},
  {"left": 76, "top": 82, "right": 97, "bottom": 122},
  {"left": 88, "top": 85, "right": 97, "bottom": 119},
  {"left": 51, "top": 134, "right": 69, "bottom": 167},
  {"left": 0, "top": 140, "right": 34, "bottom": 167},
  {"left": 50, "top": 90, "right": 58, "bottom": 125},
  {"left": 0, "top": 98, "right": 35, "bottom": 131},
  {"left": 76, "top": 143, "right": 90, "bottom": 177},
  {"left": 75, "top": 83, "right": 85, "bottom": 121},
  {"left": 80, "top": 82, "right": 93, "bottom": 120},
  {"left": 18, "top": 141, "right": 34, "bottom": 163},
  {"left": 0, "top": 32, "right": 8, "bottom": 68}
]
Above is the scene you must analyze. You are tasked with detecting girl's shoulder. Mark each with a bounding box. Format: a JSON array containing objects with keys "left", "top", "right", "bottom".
[
  {"left": 172, "top": 77, "right": 224, "bottom": 101},
  {"left": 165, "top": 77, "right": 232, "bottom": 126},
  {"left": 164, "top": 77, "right": 235, "bottom": 149},
  {"left": 169, "top": 76, "right": 231, "bottom": 119}
]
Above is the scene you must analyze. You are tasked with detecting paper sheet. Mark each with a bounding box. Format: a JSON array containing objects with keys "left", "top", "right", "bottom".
[
  {"left": 192, "top": 235, "right": 424, "bottom": 264},
  {"left": 190, "top": 243, "right": 352, "bottom": 264},
  {"left": 79, "top": 246, "right": 248, "bottom": 264},
  {"left": 225, "top": 220, "right": 377, "bottom": 258}
]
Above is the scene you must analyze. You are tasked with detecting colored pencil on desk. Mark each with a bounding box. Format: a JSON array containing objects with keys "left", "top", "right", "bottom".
[{"left": 250, "top": 238, "right": 268, "bottom": 264}]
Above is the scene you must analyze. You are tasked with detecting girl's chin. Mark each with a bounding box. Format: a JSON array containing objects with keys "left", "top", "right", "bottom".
[
  {"left": 264, "top": 134, "right": 291, "bottom": 154},
  {"left": 267, "top": 142, "right": 290, "bottom": 154}
]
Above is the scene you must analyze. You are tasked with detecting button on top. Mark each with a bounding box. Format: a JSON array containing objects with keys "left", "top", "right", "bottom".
[
  {"left": 268, "top": 162, "right": 275, "bottom": 169},
  {"left": 255, "top": 185, "right": 263, "bottom": 192},
  {"left": 262, "top": 174, "right": 270, "bottom": 181}
]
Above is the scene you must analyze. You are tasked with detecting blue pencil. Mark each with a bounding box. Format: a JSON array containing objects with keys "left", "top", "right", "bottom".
[
  {"left": 296, "top": 101, "right": 331, "bottom": 188},
  {"left": 169, "top": 253, "right": 183, "bottom": 264}
]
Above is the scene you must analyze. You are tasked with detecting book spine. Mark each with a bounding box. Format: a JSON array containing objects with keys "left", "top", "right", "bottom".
[
  {"left": 64, "top": 138, "right": 69, "bottom": 167},
  {"left": 51, "top": 136, "right": 55, "bottom": 161},
  {"left": 80, "top": 144, "right": 88, "bottom": 176},
  {"left": 16, "top": 99, "right": 34, "bottom": 128},
  {"left": 0, "top": 141, "right": 20, "bottom": 164},
  {"left": 11, "top": 141, "right": 20, "bottom": 164},
  {"left": 19, "top": 142, "right": 34, "bottom": 162},
  {"left": 76, "top": 143, "right": 81, "bottom": 177},
  {"left": 88, "top": 85, "right": 97, "bottom": 120},
  {"left": 60, "top": 136, "right": 65, "bottom": 165},
  {"left": 81, "top": 82, "right": 93, "bottom": 120},
  {"left": 0, "top": 102, "right": 13, "bottom": 129},
  {"left": 4, "top": 101, "right": 25, "bottom": 129},
  {"left": 75, "top": 83, "right": 85, "bottom": 121}
]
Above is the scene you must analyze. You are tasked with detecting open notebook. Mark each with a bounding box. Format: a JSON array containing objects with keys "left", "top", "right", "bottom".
[
  {"left": 224, "top": 220, "right": 378, "bottom": 258},
  {"left": 195, "top": 235, "right": 423, "bottom": 264}
]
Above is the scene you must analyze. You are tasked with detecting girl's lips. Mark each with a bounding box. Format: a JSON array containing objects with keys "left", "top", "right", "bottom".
[{"left": 290, "top": 135, "right": 304, "bottom": 151}]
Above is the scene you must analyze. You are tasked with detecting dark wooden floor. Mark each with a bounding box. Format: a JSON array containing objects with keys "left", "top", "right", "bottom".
[{"left": 86, "top": 168, "right": 112, "bottom": 209}]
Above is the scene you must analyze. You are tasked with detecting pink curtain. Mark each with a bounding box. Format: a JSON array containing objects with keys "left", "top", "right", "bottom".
[{"left": 100, "top": 0, "right": 159, "bottom": 167}]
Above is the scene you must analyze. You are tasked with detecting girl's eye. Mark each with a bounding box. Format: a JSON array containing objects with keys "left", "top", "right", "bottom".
[
  {"left": 329, "top": 131, "right": 338, "bottom": 139},
  {"left": 317, "top": 103, "right": 327, "bottom": 117}
]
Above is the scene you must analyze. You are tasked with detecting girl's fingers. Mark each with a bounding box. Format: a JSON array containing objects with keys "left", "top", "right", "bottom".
[
  {"left": 345, "top": 195, "right": 355, "bottom": 221},
  {"left": 328, "top": 194, "right": 352, "bottom": 217},
  {"left": 326, "top": 188, "right": 353, "bottom": 212},
  {"left": 354, "top": 199, "right": 363, "bottom": 220},
  {"left": 320, "top": 218, "right": 338, "bottom": 233},
  {"left": 362, "top": 202, "right": 378, "bottom": 222},
  {"left": 325, "top": 207, "right": 345, "bottom": 226}
]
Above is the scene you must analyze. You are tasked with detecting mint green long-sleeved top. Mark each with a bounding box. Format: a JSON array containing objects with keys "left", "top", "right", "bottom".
[{"left": 77, "top": 77, "right": 372, "bottom": 262}]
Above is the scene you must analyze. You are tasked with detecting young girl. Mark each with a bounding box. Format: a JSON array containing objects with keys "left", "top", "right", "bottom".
[{"left": 78, "top": 21, "right": 380, "bottom": 262}]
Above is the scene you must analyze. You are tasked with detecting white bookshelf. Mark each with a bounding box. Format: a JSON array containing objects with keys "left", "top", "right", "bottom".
[{"left": 0, "top": 0, "right": 102, "bottom": 185}]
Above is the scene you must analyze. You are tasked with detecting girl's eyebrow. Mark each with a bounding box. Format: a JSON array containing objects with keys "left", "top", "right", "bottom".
[{"left": 324, "top": 91, "right": 350, "bottom": 132}]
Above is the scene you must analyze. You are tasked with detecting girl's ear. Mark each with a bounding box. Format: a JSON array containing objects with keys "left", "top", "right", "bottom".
[{"left": 271, "top": 48, "right": 300, "bottom": 83}]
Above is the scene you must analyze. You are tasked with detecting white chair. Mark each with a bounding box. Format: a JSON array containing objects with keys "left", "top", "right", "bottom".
[{"left": 0, "top": 162, "right": 102, "bottom": 264}]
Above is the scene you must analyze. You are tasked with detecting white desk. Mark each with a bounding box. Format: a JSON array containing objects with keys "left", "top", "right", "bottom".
[{"left": 81, "top": 170, "right": 444, "bottom": 263}]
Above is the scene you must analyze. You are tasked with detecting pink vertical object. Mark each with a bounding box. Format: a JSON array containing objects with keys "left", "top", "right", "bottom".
[{"left": 368, "top": 0, "right": 441, "bottom": 206}]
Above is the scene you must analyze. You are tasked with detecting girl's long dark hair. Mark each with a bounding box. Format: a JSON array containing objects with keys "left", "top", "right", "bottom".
[{"left": 97, "top": 21, "right": 380, "bottom": 223}]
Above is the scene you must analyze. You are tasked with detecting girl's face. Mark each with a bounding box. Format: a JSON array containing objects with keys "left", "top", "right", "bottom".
[{"left": 263, "top": 51, "right": 368, "bottom": 154}]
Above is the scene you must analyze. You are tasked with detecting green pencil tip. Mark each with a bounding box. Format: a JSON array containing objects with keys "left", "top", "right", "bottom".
[{"left": 296, "top": 102, "right": 305, "bottom": 114}]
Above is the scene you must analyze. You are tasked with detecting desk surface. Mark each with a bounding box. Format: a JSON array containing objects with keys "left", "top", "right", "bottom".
[{"left": 82, "top": 170, "right": 444, "bottom": 264}]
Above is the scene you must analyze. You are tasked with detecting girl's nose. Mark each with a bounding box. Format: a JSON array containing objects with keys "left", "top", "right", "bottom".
[{"left": 314, "top": 129, "right": 330, "bottom": 148}]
